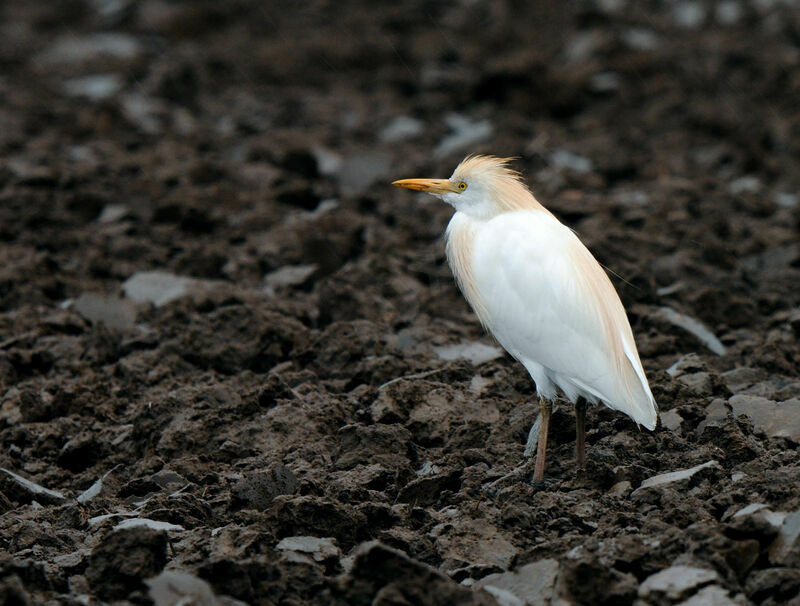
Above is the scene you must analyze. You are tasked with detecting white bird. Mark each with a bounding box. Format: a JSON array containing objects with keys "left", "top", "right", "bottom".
[{"left": 393, "top": 155, "right": 657, "bottom": 481}]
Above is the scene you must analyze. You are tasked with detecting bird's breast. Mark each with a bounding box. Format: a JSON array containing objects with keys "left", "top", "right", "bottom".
[{"left": 445, "top": 213, "right": 490, "bottom": 325}]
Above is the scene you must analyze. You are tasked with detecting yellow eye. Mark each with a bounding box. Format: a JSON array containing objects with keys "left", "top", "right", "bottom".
[{"left": 457, "top": 181, "right": 468, "bottom": 191}]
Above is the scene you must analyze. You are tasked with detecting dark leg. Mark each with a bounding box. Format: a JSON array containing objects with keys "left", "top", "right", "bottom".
[
  {"left": 575, "top": 397, "right": 587, "bottom": 470},
  {"left": 533, "top": 397, "right": 552, "bottom": 482}
]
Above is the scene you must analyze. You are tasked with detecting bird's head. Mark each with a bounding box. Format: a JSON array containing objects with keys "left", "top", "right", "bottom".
[{"left": 392, "top": 155, "right": 541, "bottom": 219}]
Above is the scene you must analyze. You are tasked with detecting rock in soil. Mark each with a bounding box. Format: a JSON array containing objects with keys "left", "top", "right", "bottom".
[{"left": 1, "top": 1, "right": 799, "bottom": 604}]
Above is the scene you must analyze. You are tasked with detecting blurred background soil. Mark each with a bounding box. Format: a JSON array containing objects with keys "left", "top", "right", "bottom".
[{"left": 1, "top": 1, "right": 800, "bottom": 604}]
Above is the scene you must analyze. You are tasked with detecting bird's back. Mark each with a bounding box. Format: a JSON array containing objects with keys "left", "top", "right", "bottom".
[{"left": 447, "top": 209, "right": 657, "bottom": 429}]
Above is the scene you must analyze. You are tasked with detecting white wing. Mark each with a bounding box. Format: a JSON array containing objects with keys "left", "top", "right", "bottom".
[{"left": 468, "top": 210, "right": 657, "bottom": 429}]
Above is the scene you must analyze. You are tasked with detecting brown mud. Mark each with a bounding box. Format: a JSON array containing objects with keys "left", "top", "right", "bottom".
[{"left": 1, "top": 1, "right": 800, "bottom": 605}]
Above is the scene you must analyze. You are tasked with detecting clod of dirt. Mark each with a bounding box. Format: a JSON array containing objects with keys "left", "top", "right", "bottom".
[
  {"left": 677, "top": 585, "right": 743, "bottom": 606},
  {"left": 0, "top": 468, "right": 66, "bottom": 505},
  {"left": 396, "top": 469, "right": 462, "bottom": 507},
  {"left": 632, "top": 461, "right": 722, "bottom": 499},
  {"left": 769, "top": 510, "right": 800, "bottom": 567},
  {"left": 0, "top": 574, "right": 32, "bottom": 606},
  {"left": 334, "top": 541, "right": 497, "bottom": 606},
  {"left": 276, "top": 536, "right": 341, "bottom": 573},
  {"left": 475, "top": 559, "right": 559, "bottom": 606},
  {"left": 433, "top": 518, "right": 518, "bottom": 573},
  {"left": 85, "top": 528, "right": 168, "bottom": 601},
  {"left": 637, "top": 565, "right": 719, "bottom": 603},
  {"left": 146, "top": 570, "right": 246, "bottom": 606},
  {"left": 729, "top": 395, "right": 800, "bottom": 442},
  {"left": 57, "top": 432, "right": 102, "bottom": 472},
  {"left": 231, "top": 464, "right": 299, "bottom": 511},
  {"left": 727, "top": 504, "right": 785, "bottom": 548},
  {"left": 653, "top": 306, "right": 726, "bottom": 355},
  {"left": 72, "top": 293, "right": 137, "bottom": 331},
  {"left": 270, "top": 496, "right": 368, "bottom": 551}
]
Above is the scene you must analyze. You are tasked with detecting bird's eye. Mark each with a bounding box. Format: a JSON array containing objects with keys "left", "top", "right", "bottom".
[{"left": 457, "top": 181, "right": 468, "bottom": 191}]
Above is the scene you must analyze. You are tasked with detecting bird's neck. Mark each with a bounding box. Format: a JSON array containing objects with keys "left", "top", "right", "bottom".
[
  {"left": 492, "top": 181, "right": 549, "bottom": 215},
  {"left": 445, "top": 213, "right": 490, "bottom": 325}
]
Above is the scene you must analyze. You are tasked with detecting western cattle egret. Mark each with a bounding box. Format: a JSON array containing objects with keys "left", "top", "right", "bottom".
[{"left": 393, "top": 155, "right": 657, "bottom": 481}]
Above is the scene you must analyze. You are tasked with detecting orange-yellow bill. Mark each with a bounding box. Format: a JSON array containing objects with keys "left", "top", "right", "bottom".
[{"left": 391, "top": 178, "right": 458, "bottom": 194}]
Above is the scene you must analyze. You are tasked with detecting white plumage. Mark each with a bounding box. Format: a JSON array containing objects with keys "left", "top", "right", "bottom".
[
  {"left": 393, "top": 155, "right": 657, "bottom": 480},
  {"left": 448, "top": 210, "right": 656, "bottom": 429}
]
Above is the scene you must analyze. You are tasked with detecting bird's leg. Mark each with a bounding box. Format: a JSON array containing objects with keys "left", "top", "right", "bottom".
[
  {"left": 575, "top": 397, "right": 587, "bottom": 470},
  {"left": 532, "top": 397, "right": 552, "bottom": 482}
]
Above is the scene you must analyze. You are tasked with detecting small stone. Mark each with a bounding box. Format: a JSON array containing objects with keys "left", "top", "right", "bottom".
[
  {"left": 638, "top": 565, "right": 719, "bottom": 601},
  {"left": 774, "top": 192, "right": 798, "bottom": 209},
  {"left": 727, "top": 503, "right": 786, "bottom": 545},
  {"left": 311, "top": 147, "right": 342, "bottom": 176},
  {"left": 589, "top": 72, "right": 620, "bottom": 93},
  {"left": 121, "top": 93, "right": 167, "bottom": 135},
  {"left": 729, "top": 395, "right": 800, "bottom": 442},
  {"left": 150, "top": 469, "right": 187, "bottom": 492},
  {"left": 679, "top": 372, "right": 713, "bottom": 396},
  {"left": 276, "top": 536, "right": 341, "bottom": 563},
  {"left": 73, "top": 293, "right": 137, "bottom": 331},
  {"left": 114, "top": 519, "right": 184, "bottom": 533},
  {"left": 728, "top": 175, "right": 761, "bottom": 195},
  {"left": 122, "top": 271, "right": 224, "bottom": 307},
  {"left": 98, "top": 203, "right": 130, "bottom": 223},
  {"left": 0, "top": 467, "right": 66, "bottom": 504},
  {"left": 698, "top": 398, "right": 730, "bottom": 433},
  {"left": 146, "top": 570, "right": 240, "bottom": 606},
  {"left": 379, "top": 116, "right": 424, "bottom": 143},
  {"left": 654, "top": 306, "right": 726, "bottom": 355},
  {"left": 338, "top": 152, "right": 392, "bottom": 194},
  {"left": 123, "top": 271, "right": 191, "bottom": 306},
  {"left": 54, "top": 550, "right": 87, "bottom": 570},
  {"left": 769, "top": 509, "right": 800, "bottom": 566},
  {"left": 481, "top": 585, "right": 523, "bottom": 606},
  {"left": 621, "top": 28, "right": 660, "bottom": 51},
  {"left": 715, "top": 1, "right": 743, "bottom": 26},
  {"left": 659, "top": 410, "right": 683, "bottom": 432},
  {"left": 732, "top": 503, "right": 769, "bottom": 519},
  {"left": 672, "top": 2, "right": 705, "bottom": 29},
  {"left": 434, "top": 114, "right": 492, "bottom": 159},
  {"left": 475, "top": 559, "right": 559, "bottom": 606},
  {"left": 36, "top": 33, "right": 142, "bottom": 66},
  {"left": 563, "top": 31, "right": 603, "bottom": 64},
  {"left": 722, "top": 367, "right": 767, "bottom": 394},
  {"left": 666, "top": 353, "right": 706, "bottom": 377},
  {"left": 63, "top": 74, "right": 123, "bottom": 101},
  {"left": 550, "top": 149, "right": 593, "bottom": 174},
  {"left": 264, "top": 264, "right": 318, "bottom": 296},
  {"left": 632, "top": 461, "right": 721, "bottom": 498},
  {"left": 433, "top": 342, "right": 504, "bottom": 365},
  {"left": 608, "top": 480, "right": 632, "bottom": 497},
  {"left": 469, "top": 375, "right": 492, "bottom": 393},
  {"left": 675, "top": 584, "right": 741, "bottom": 606}
]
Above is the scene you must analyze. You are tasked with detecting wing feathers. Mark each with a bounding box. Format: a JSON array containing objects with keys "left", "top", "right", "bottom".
[{"left": 461, "top": 210, "right": 657, "bottom": 428}]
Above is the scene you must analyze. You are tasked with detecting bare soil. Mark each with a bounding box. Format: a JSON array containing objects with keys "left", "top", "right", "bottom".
[{"left": 1, "top": 1, "right": 799, "bottom": 605}]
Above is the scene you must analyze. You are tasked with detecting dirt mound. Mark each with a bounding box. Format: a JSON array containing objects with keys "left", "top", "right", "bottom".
[{"left": 1, "top": 1, "right": 799, "bottom": 604}]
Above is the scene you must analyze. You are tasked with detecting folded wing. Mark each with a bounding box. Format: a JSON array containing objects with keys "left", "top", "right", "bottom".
[{"left": 471, "top": 210, "right": 657, "bottom": 429}]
